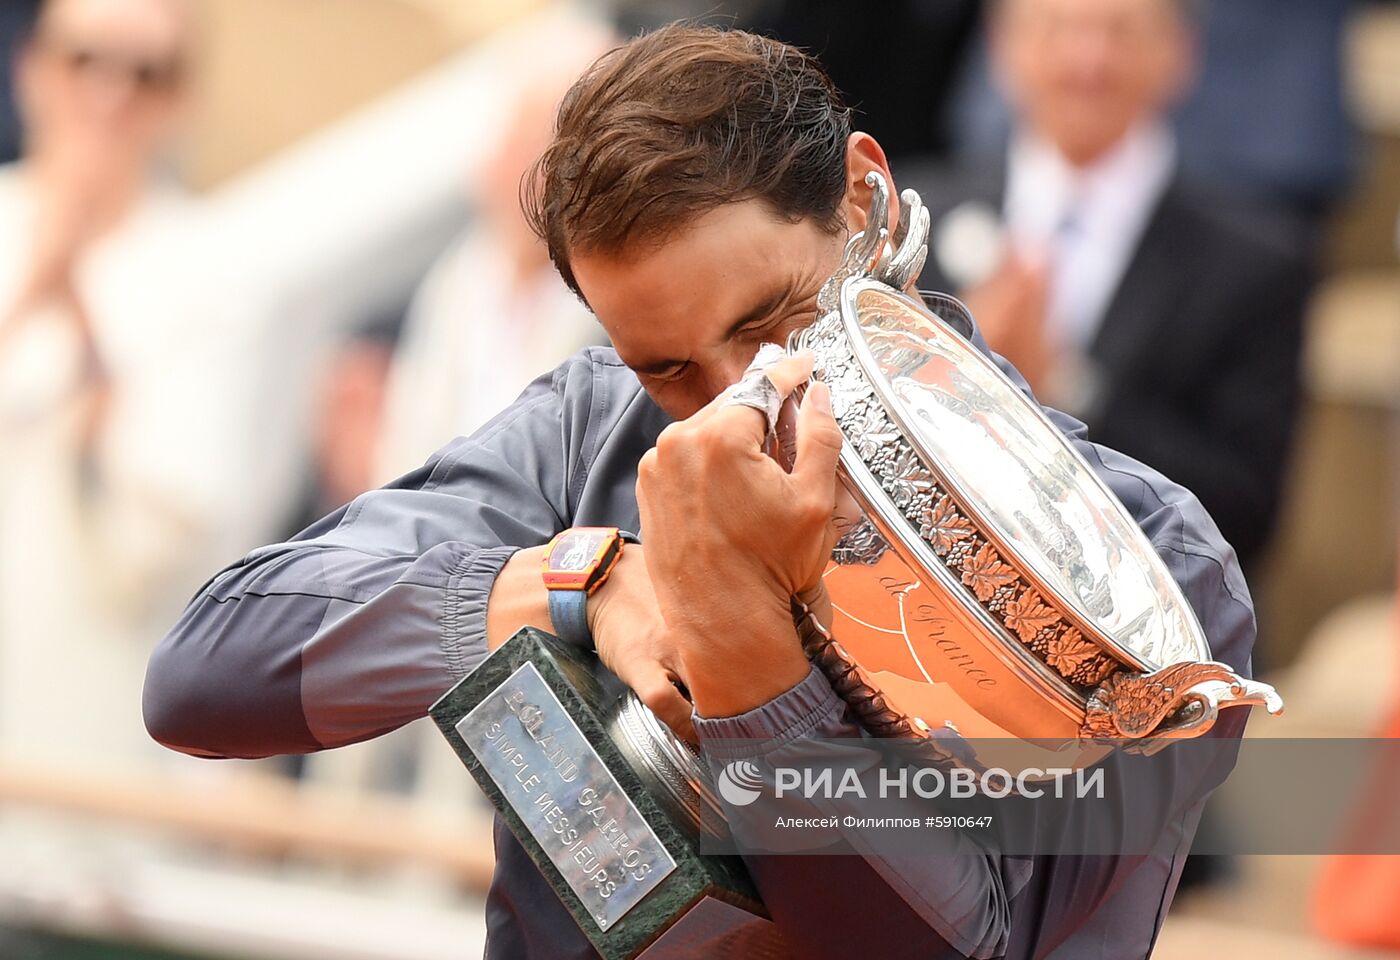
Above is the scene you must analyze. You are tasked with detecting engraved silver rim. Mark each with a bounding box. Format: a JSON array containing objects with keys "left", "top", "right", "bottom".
[{"left": 610, "top": 692, "right": 725, "bottom": 838}]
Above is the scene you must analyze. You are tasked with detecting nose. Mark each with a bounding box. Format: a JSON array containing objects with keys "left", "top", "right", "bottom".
[
  {"left": 81, "top": 69, "right": 142, "bottom": 121},
  {"left": 697, "top": 344, "right": 765, "bottom": 404}
]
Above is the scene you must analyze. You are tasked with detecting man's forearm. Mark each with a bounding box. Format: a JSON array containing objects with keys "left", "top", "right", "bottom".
[
  {"left": 694, "top": 665, "right": 1015, "bottom": 958},
  {"left": 485, "top": 546, "right": 552, "bottom": 650},
  {"left": 679, "top": 593, "right": 811, "bottom": 718},
  {"left": 145, "top": 523, "right": 524, "bottom": 759}
]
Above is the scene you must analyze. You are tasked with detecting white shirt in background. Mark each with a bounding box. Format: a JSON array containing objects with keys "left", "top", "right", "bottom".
[
  {"left": 375, "top": 227, "right": 599, "bottom": 482},
  {"left": 0, "top": 166, "right": 273, "bottom": 773},
  {"left": 1003, "top": 121, "right": 1177, "bottom": 352}
]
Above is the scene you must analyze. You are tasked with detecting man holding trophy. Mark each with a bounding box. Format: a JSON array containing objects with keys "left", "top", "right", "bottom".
[{"left": 145, "top": 23, "right": 1275, "bottom": 960}]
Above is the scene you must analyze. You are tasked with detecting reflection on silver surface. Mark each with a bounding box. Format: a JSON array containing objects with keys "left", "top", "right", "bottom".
[
  {"left": 610, "top": 690, "right": 725, "bottom": 839},
  {"left": 854, "top": 282, "right": 1204, "bottom": 671}
]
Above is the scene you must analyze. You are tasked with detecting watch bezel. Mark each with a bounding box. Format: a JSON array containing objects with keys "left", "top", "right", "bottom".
[{"left": 542, "top": 527, "right": 625, "bottom": 593}]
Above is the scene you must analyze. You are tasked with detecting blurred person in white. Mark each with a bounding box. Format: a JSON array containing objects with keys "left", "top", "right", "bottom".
[
  {"left": 0, "top": 0, "right": 259, "bottom": 777},
  {"left": 374, "top": 20, "right": 615, "bottom": 482},
  {"left": 904, "top": 0, "right": 1311, "bottom": 576}
]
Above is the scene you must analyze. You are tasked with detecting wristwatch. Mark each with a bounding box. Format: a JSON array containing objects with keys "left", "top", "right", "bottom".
[{"left": 541, "top": 527, "right": 636, "bottom": 650}]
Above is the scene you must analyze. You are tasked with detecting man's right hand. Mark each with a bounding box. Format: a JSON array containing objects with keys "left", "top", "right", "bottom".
[
  {"left": 486, "top": 543, "right": 695, "bottom": 744},
  {"left": 960, "top": 252, "right": 1053, "bottom": 394},
  {"left": 589, "top": 545, "right": 695, "bottom": 744}
]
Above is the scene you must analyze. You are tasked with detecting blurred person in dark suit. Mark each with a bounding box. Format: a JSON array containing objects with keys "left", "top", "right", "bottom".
[
  {"left": 736, "top": 0, "right": 983, "bottom": 163},
  {"left": 615, "top": 0, "right": 983, "bottom": 165},
  {"left": 949, "top": 0, "right": 1364, "bottom": 232},
  {"left": 905, "top": 0, "right": 1312, "bottom": 577},
  {"left": 1170, "top": 0, "right": 1358, "bottom": 226}
]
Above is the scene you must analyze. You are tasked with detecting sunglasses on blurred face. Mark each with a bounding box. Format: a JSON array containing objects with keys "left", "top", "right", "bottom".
[{"left": 39, "top": 35, "right": 183, "bottom": 93}]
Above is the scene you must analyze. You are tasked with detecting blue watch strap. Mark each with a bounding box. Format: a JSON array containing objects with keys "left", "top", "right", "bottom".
[{"left": 548, "top": 588, "right": 593, "bottom": 650}]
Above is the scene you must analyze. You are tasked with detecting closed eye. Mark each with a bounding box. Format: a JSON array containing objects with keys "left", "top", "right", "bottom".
[
  {"left": 751, "top": 292, "right": 822, "bottom": 343},
  {"left": 734, "top": 313, "right": 784, "bottom": 340},
  {"left": 643, "top": 361, "right": 692, "bottom": 384}
]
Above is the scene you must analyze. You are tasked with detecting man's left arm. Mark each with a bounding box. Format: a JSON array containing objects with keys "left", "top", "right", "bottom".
[
  {"left": 636, "top": 352, "right": 1018, "bottom": 957},
  {"left": 689, "top": 429, "right": 1257, "bottom": 959}
]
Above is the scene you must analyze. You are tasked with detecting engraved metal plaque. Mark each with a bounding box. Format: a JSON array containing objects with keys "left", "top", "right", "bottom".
[{"left": 456, "top": 661, "right": 678, "bottom": 931}]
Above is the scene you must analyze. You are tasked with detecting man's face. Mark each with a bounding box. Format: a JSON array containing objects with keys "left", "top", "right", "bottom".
[
  {"left": 571, "top": 201, "right": 849, "bottom": 420},
  {"left": 18, "top": 0, "right": 188, "bottom": 174},
  {"left": 993, "top": 0, "right": 1191, "bottom": 165}
]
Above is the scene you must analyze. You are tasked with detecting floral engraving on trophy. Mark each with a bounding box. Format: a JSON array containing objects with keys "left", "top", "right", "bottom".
[
  {"left": 1002, "top": 590, "right": 1059, "bottom": 644},
  {"left": 1067, "top": 650, "right": 1119, "bottom": 688},
  {"left": 960, "top": 544, "right": 1018, "bottom": 602},
  {"left": 884, "top": 447, "right": 933, "bottom": 509},
  {"left": 803, "top": 307, "right": 1131, "bottom": 695},
  {"left": 848, "top": 402, "right": 901, "bottom": 461},
  {"left": 832, "top": 516, "right": 891, "bottom": 566},
  {"left": 1045, "top": 628, "right": 1098, "bottom": 676},
  {"left": 827, "top": 364, "right": 875, "bottom": 420},
  {"left": 919, "top": 496, "right": 975, "bottom": 555}
]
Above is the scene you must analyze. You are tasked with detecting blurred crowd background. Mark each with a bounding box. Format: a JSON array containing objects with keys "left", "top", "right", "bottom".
[{"left": 0, "top": 1, "right": 1398, "bottom": 958}]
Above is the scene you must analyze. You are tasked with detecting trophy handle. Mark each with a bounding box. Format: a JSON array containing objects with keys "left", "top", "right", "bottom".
[
  {"left": 884, "top": 187, "right": 930, "bottom": 291},
  {"left": 815, "top": 171, "right": 931, "bottom": 314},
  {"left": 1081, "top": 661, "right": 1284, "bottom": 748}
]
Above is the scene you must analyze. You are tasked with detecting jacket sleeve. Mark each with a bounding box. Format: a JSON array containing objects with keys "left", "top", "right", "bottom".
[
  {"left": 142, "top": 358, "right": 590, "bottom": 759},
  {"left": 694, "top": 458, "right": 1253, "bottom": 958}
]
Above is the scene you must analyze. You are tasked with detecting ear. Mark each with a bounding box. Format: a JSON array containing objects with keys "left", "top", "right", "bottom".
[
  {"left": 841, "top": 132, "right": 899, "bottom": 241},
  {"left": 13, "top": 38, "right": 38, "bottom": 117}
]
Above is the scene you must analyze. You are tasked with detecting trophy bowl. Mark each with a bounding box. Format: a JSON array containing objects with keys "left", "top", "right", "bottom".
[{"left": 782, "top": 172, "right": 1283, "bottom": 771}]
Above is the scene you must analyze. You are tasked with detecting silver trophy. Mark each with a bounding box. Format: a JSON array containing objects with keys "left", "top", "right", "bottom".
[{"left": 790, "top": 172, "right": 1282, "bottom": 766}]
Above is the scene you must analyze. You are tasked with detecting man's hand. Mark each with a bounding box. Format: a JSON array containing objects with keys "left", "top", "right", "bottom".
[
  {"left": 635, "top": 352, "right": 843, "bottom": 718},
  {"left": 961, "top": 253, "right": 1055, "bottom": 394},
  {"left": 589, "top": 546, "right": 695, "bottom": 744},
  {"left": 486, "top": 543, "right": 696, "bottom": 743}
]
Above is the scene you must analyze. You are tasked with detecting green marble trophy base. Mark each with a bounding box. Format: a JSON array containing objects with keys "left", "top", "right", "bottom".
[{"left": 430, "top": 627, "right": 788, "bottom": 959}]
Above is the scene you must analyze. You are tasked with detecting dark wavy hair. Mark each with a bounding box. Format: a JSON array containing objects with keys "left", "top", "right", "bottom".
[{"left": 524, "top": 23, "right": 853, "bottom": 299}]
